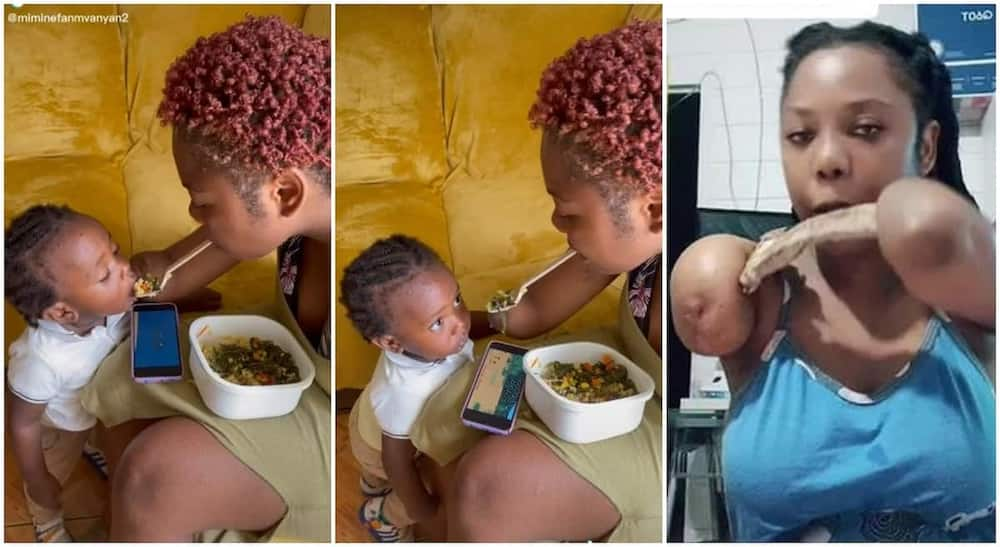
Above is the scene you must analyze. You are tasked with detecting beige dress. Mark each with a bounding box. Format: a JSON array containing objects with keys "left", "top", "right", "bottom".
[
  {"left": 404, "top": 287, "right": 663, "bottom": 541},
  {"left": 79, "top": 281, "right": 331, "bottom": 542}
]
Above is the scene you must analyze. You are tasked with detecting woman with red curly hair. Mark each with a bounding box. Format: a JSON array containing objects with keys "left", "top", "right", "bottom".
[
  {"left": 78, "top": 16, "right": 331, "bottom": 541},
  {"left": 407, "top": 19, "right": 663, "bottom": 541}
]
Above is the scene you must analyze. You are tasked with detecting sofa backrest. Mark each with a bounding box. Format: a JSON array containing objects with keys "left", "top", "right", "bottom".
[
  {"left": 4, "top": 4, "right": 330, "bottom": 347},
  {"left": 334, "top": 5, "right": 660, "bottom": 388}
]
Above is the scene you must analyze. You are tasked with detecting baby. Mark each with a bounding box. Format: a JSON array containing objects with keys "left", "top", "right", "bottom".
[
  {"left": 5, "top": 205, "right": 136, "bottom": 542},
  {"left": 340, "top": 235, "right": 474, "bottom": 542}
]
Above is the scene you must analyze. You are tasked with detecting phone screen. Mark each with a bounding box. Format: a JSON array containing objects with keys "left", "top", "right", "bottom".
[
  {"left": 133, "top": 307, "right": 181, "bottom": 375},
  {"left": 463, "top": 344, "right": 526, "bottom": 430}
]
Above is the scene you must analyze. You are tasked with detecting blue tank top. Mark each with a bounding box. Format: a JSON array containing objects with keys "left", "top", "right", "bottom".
[{"left": 722, "top": 280, "right": 996, "bottom": 542}]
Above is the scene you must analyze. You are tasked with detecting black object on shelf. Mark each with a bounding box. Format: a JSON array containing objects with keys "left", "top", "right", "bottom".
[{"left": 666, "top": 86, "right": 700, "bottom": 409}]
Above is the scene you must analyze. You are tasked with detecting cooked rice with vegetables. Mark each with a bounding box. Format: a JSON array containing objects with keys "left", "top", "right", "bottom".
[
  {"left": 542, "top": 354, "right": 638, "bottom": 403},
  {"left": 487, "top": 290, "right": 516, "bottom": 312},
  {"left": 205, "top": 337, "right": 300, "bottom": 386},
  {"left": 134, "top": 274, "right": 159, "bottom": 298}
]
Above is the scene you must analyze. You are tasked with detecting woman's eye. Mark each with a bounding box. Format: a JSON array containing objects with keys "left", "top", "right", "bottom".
[
  {"left": 429, "top": 319, "right": 443, "bottom": 332},
  {"left": 853, "top": 124, "right": 882, "bottom": 139},
  {"left": 785, "top": 130, "right": 813, "bottom": 145},
  {"left": 100, "top": 270, "right": 111, "bottom": 283},
  {"left": 454, "top": 293, "right": 463, "bottom": 307}
]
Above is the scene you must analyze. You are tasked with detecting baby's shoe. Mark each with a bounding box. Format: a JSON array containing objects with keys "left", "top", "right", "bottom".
[
  {"left": 82, "top": 442, "right": 109, "bottom": 479},
  {"left": 359, "top": 496, "right": 414, "bottom": 542},
  {"left": 34, "top": 517, "right": 72, "bottom": 543}
]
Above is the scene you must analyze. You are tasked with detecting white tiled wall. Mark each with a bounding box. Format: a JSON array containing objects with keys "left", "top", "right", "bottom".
[{"left": 666, "top": 5, "right": 996, "bottom": 220}]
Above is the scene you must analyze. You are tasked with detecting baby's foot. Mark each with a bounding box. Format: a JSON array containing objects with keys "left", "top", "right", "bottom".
[
  {"left": 360, "top": 476, "right": 391, "bottom": 497},
  {"left": 359, "top": 496, "right": 413, "bottom": 542},
  {"left": 34, "top": 517, "right": 72, "bottom": 542}
]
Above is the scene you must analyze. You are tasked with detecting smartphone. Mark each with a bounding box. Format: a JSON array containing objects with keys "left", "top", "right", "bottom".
[
  {"left": 131, "top": 302, "right": 184, "bottom": 383},
  {"left": 461, "top": 341, "right": 528, "bottom": 435}
]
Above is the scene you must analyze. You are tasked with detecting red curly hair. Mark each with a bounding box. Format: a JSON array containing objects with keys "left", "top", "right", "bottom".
[
  {"left": 158, "top": 15, "right": 331, "bottom": 183},
  {"left": 530, "top": 19, "right": 662, "bottom": 197}
]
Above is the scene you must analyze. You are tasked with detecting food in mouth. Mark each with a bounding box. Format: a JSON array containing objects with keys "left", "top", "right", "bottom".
[{"left": 134, "top": 274, "right": 160, "bottom": 298}]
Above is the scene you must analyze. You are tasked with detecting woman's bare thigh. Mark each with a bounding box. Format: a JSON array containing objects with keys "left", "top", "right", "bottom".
[
  {"left": 447, "top": 430, "right": 620, "bottom": 541},
  {"left": 110, "top": 417, "right": 286, "bottom": 540}
]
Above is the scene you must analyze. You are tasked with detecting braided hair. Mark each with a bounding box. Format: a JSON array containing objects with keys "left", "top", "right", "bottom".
[
  {"left": 158, "top": 16, "right": 332, "bottom": 214},
  {"left": 782, "top": 21, "right": 977, "bottom": 208},
  {"left": 340, "top": 235, "right": 445, "bottom": 341},
  {"left": 5, "top": 205, "right": 81, "bottom": 327}
]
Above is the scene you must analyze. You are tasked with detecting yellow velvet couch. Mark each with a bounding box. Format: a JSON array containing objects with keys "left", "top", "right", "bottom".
[
  {"left": 335, "top": 5, "right": 661, "bottom": 394},
  {"left": 4, "top": 4, "right": 331, "bottom": 348}
]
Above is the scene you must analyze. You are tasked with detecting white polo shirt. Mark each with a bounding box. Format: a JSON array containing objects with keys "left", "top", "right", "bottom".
[
  {"left": 7, "top": 313, "right": 130, "bottom": 431},
  {"left": 368, "top": 340, "right": 474, "bottom": 439}
]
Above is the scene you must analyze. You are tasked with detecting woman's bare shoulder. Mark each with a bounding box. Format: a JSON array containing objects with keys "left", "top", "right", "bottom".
[{"left": 950, "top": 316, "right": 995, "bottom": 386}]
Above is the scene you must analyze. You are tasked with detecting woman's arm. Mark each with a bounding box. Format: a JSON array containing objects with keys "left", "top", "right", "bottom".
[
  {"left": 670, "top": 235, "right": 782, "bottom": 392},
  {"left": 877, "top": 178, "right": 995, "bottom": 329},
  {"left": 501, "top": 254, "right": 617, "bottom": 339},
  {"left": 132, "top": 226, "right": 240, "bottom": 302},
  {"left": 382, "top": 435, "right": 438, "bottom": 522},
  {"left": 670, "top": 235, "right": 758, "bottom": 356}
]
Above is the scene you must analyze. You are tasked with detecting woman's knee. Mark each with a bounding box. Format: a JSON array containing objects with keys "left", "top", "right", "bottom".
[
  {"left": 450, "top": 437, "right": 510, "bottom": 522},
  {"left": 111, "top": 418, "right": 210, "bottom": 517},
  {"left": 112, "top": 426, "right": 179, "bottom": 515}
]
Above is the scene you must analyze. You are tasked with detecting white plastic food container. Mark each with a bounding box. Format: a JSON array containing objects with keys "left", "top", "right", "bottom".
[
  {"left": 189, "top": 315, "right": 315, "bottom": 420},
  {"left": 522, "top": 342, "right": 654, "bottom": 444}
]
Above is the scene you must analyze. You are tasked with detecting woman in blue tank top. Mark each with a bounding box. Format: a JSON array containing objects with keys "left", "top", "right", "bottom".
[{"left": 671, "top": 21, "right": 995, "bottom": 542}]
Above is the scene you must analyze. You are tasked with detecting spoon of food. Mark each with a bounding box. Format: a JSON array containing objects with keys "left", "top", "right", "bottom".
[
  {"left": 134, "top": 240, "right": 213, "bottom": 299},
  {"left": 487, "top": 249, "right": 578, "bottom": 313}
]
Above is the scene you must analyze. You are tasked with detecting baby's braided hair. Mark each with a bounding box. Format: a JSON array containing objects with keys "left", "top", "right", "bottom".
[
  {"left": 340, "top": 235, "right": 445, "bottom": 341},
  {"left": 5, "top": 205, "right": 81, "bottom": 327}
]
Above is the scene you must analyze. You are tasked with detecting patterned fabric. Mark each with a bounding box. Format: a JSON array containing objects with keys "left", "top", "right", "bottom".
[
  {"left": 277, "top": 236, "right": 331, "bottom": 360},
  {"left": 278, "top": 236, "right": 304, "bottom": 312},
  {"left": 627, "top": 254, "right": 661, "bottom": 336}
]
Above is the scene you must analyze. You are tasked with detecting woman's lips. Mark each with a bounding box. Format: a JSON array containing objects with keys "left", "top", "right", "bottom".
[{"left": 812, "top": 201, "right": 852, "bottom": 215}]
